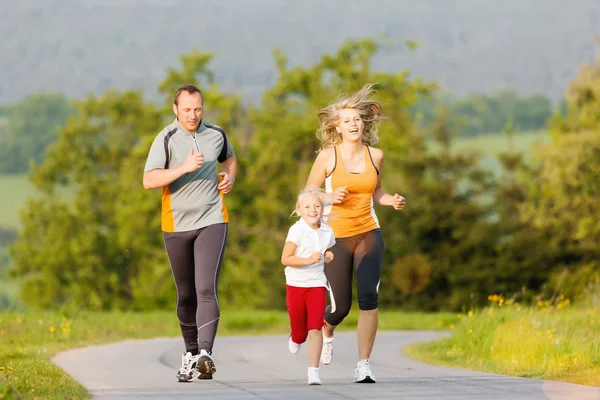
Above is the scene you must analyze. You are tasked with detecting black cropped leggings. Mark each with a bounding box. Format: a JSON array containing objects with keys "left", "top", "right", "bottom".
[{"left": 324, "top": 229, "right": 384, "bottom": 326}]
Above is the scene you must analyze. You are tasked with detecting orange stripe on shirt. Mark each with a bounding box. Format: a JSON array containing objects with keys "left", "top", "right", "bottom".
[
  {"left": 161, "top": 186, "right": 175, "bottom": 232},
  {"left": 217, "top": 169, "right": 229, "bottom": 223}
]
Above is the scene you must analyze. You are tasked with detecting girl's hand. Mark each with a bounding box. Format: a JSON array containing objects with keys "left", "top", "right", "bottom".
[
  {"left": 392, "top": 194, "right": 406, "bottom": 210},
  {"left": 324, "top": 250, "right": 334, "bottom": 264},
  {"left": 308, "top": 252, "right": 322, "bottom": 265}
]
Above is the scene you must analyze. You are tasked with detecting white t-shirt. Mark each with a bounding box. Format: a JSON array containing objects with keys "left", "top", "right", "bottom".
[{"left": 284, "top": 219, "right": 336, "bottom": 288}]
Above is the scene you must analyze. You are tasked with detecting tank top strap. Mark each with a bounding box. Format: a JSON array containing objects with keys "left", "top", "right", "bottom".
[{"left": 363, "top": 144, "right": 379, "bottom": 175}]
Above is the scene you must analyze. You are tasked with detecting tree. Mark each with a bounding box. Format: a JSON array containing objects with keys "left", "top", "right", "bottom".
[
  {"left": 384, "top": 106, "right": 498, "bottom": 310},
  {"left": 240, "top": 38, "right": 436, "bottom": 308},
  {"left": 8, "top": 52, "right": 246, "bottom": 310},
  {"left": 522, "top": 52, "right": 600, "bottom": 303},
  {"left": 0, "top": 92, "right": 74, "bottom": 174}
]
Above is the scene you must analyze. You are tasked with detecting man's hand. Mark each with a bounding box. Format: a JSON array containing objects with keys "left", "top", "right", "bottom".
[
  {"left": 181, "top": 148, "right": 204, "bottom": 173},
  {"left": 218, "top": 172, "right": 234, "bottom": 194}
]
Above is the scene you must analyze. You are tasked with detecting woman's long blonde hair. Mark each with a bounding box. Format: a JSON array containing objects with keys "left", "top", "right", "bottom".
[{"left": 316, "top": 83, "right": 383, "bottom": 149}]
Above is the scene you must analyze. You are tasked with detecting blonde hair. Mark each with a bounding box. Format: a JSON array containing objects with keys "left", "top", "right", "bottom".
[
  {"left": 291, "top": 187, "right": 325, "bottom": 217},
  {"left": 316, "top": 83, "right": 383, "bottom": 149}
]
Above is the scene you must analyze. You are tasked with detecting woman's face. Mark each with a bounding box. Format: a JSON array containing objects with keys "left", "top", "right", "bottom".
[{"left": 336, "top": 108, "right": 363, "bottom": 143}]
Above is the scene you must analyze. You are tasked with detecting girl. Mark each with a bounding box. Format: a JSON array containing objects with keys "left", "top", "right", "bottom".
[{"left": 281, "top": 187, "right": 336, "bottom": 385}]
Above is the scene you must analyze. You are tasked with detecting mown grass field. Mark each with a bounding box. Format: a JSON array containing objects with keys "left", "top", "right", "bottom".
[
  {"left": 405, "top": 296, "right": 600, "bottom": 387},
  {"left": 0, "top": 308, "right": 458, "bottom": 399}
]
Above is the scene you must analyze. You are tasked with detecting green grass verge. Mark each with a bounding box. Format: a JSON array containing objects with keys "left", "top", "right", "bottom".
[
  {"left": 405, "top": 296, "right": 600, "bottom": 387},
  {"left": 0, "top": 308, "right": 457, "bottom": 399}
]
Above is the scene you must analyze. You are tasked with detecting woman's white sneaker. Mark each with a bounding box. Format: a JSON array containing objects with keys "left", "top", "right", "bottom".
[
  {"left": 307, "top": 367, "right": 322, "bottom": 385},
  {"left": 354, "top": 358, "right": 376, "bottom": 383}
]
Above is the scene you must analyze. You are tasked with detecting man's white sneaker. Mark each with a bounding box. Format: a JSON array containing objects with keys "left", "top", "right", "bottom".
[
  {"left": 320, "top": 333, "right": 333, "bottom": 365},
  {"left": 354, "top": 358, "right": 376, "bottom": 383},
  {"left": 288, "top": 337, "right": 301, "bottom": 354},
  {"left": 196, "top": 349, "right": 217, "bottom": 380},
  {"left": 307, "top": 367, "right": 322, "bottom": 385},
  {"left": 176, "top": 351, "right": 199, "bottom": 382}
]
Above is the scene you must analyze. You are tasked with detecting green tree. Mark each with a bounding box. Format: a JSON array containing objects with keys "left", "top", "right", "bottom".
[
  {"left": 8, "top": 52, "right": 246, "bottom": 310},
  {"left": 241, "top": 38, "right": 435, "bottom": 308},
  {"left": 384, "top": 106, "right": 498, "bottom": 310},
  {"left": 522, "top": 53, "right": 600, "bottom": 303},
  {"left": 0, "top": 92, "right": 74, "bottom": 174}
]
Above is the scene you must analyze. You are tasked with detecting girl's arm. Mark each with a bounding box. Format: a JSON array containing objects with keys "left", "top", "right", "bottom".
[{"left": 281, "top": 242, "right": 321, "bottom": 267}]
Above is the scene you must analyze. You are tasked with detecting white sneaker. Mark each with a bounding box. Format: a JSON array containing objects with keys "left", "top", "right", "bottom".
[
  {"left": 354, "top": 358, "right": 376, "bottom": 383},
  {"left": 196, "top": 349, "right": 217, "bottom": 380},
  {"left": 176, "top": 351, "right": 199, "bottom": 382},
  {"left": 320, "top": 333, "right": 333, "bottom": 365},
  {"left": 307, "top": 367, "right": 322, "bottom": 385},
  {"left": 288, "top": 337, "right": 301, "bottom": 354}
]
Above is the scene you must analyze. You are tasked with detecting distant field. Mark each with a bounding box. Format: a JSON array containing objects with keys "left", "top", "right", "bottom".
[
  {"left": 451, "top": 130, "right": 550, "bottom": 175},
  {"left": 452, "top": 130, "right": 549, "bottom": 156},
  {"left": 0, "top": 174, "right": 37, "bottom": 230}
]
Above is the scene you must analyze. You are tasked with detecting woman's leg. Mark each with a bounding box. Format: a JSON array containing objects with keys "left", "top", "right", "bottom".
[{"left": 354, "top": 230, "right": 384, "bottom": 383}]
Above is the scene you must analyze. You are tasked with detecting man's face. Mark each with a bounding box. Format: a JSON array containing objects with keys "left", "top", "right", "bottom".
[{"left": 173, "top": 91, "right": 203, "bottom": 132}]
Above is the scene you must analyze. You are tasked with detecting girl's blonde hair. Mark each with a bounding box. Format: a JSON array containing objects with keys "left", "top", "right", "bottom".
[
  {"left": 316, "top": 83, "right": 383, "bottom": 149},
  {"left": 291, "top": 187, "right": 325, "bottom": 217}
]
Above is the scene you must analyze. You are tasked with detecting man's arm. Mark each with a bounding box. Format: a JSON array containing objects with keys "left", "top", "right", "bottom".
[
  {"left": 218, "top": 155, "right": 237, "bottom": 194},
  {"left": 143, "top": 166, "right": 186, "bottom": 190},
  {"left": 143, "top": 148, "right": 203, "bottom": 190}
]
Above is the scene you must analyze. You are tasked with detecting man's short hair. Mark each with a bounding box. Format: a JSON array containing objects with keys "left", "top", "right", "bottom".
[{"left": 174, "top": 84, "right": 204, "bottom": 106}]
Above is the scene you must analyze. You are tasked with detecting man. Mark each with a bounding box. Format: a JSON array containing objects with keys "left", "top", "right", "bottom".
[{"left": 143, "top": 84, "right": 237, "bottom": 382}]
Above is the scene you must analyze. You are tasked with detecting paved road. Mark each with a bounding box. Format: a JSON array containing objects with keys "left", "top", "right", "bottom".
[{"left": 53, "top": 331, "right": 600, "bottom": 400}]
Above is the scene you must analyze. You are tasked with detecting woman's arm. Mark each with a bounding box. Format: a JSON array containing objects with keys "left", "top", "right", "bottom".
[
  {"left": 371, "top": 147, "right": 406, "bottom": 210},
  {"left": 305, "top": 148, "right": 347, "bottom": 204}
]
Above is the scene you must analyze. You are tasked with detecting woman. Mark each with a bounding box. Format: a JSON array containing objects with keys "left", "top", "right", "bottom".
[{"left": 304, "top": 83, "right": 406, "bottom": 383}]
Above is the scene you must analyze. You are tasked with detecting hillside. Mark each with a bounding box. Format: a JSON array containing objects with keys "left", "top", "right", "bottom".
[{"left": 1, "top": 0, "right": 599, "bottom": 104}]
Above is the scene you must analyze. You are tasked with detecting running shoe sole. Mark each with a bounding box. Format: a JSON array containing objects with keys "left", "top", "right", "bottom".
[{"left": 196, "top": 356, "right": 217, "bottom": 380}]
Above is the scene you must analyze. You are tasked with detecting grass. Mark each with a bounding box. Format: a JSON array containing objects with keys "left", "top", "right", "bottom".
[
  {"left": 0, "top": 308, "right": 457, "bottom": 399},
  {"left": 405, "top": 295, "right": 600, "bottom": 387}
]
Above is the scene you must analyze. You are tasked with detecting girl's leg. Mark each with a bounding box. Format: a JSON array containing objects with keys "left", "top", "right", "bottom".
[
  {"left": 286, "top": 285, "right": 308, "bottom": 345},
  {"left": 306, "top": 287, "right": 327, "bottom": 367}
]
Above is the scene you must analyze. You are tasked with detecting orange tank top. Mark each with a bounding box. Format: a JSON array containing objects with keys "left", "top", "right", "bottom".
[{"left": 324, "top": 145, "right": 380, "bottom": 238}]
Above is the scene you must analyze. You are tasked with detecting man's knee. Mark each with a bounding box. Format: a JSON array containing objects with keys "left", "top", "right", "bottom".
[{"left": 177, "top": 291, "right": 196, "bottom": 324}]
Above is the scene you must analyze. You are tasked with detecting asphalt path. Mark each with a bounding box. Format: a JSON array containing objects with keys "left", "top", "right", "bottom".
[{"left": 52, "top": 331, "right": 600, "bottom": 399}]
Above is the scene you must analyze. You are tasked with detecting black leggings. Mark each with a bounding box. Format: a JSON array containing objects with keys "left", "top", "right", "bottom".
[
  {"left": 163, "top": 223, "right": 228, "bottom": 354},
  {"left": 324, "top": 229, "right": 384, "bottom": 327}
]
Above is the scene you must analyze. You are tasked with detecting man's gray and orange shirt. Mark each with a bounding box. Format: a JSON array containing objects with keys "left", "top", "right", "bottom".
[{"left": 144, "top": 119, "right": 235, "bottom": 232}]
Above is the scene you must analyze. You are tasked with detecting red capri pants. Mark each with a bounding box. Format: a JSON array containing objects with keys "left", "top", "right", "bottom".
[{"left": 286, "top": 285, "right": 327, "bottom": 344}]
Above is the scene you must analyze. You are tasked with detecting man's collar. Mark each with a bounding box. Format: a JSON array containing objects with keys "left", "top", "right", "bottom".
[{"left": 174, "top": 118, "right": 205, "bottom": 134}]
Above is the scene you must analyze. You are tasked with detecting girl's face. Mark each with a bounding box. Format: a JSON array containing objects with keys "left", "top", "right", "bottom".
[
  {"left": 297, "top": 193, "right": 323, "bottom": 227},
  {"left": 335, "top": 108, "right": 363, "bottom": 143}
]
